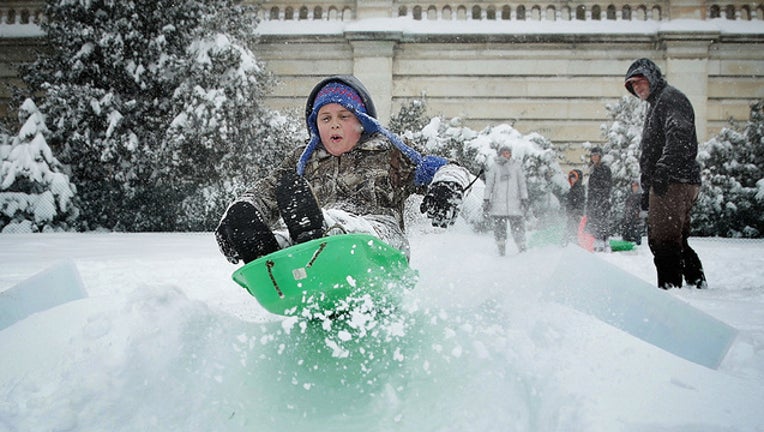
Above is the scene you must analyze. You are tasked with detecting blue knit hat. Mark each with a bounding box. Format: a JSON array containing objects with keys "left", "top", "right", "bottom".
[{"left": 297, "top": 75, "right": 447, "bottom": 186}]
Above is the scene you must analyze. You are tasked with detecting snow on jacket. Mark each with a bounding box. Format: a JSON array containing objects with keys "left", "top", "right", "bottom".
[
  {"left": 239, "top": 133, "right": 470, "bottom": 233},
  {"left": 484, "top": 156, "right": 528, "bottom": 217},
  {"left": 625, "top": 58, "right": 702, "bottom": 189}
]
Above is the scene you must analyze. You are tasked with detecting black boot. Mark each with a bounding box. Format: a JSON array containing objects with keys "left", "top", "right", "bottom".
[
  {"left": 276, "top": 171, "right": 325, "bottom": 244},
  {"left": 216, "top": 201, "right": 279, "bottom": 264},
  {"left": 653, "top": 247, "right": 682, "bottom": 289},
  {"left": 682, "top": 245, "right": 707, "bottom": 289}
]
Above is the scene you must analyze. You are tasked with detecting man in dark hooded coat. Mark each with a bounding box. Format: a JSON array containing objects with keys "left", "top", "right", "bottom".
[{"left": 625, "top": 58, "right": 706, "bottom": 289}]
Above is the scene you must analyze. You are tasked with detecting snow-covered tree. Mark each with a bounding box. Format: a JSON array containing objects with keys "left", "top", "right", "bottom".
[
  {"left": 694, "top": 101, "right": 764, "bottom": 237},
  {"left": 400, "top": 112, "right": 568, "bottom": 230},
  {"left": 0, "top": 99, "right": 78, "bottom": 233},
  {"left": 18, "top": 0, "right": 292, "bottom": 231},
  {"left": 598, "top": 95, "right": 647, "bottom": 232},
  {"left": 389, "top": 99, "right": 430, "bottom": 137}
]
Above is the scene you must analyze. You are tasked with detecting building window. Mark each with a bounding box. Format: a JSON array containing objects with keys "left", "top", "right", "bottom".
[
  {"left": 576, "top": 5, "right": 586, "bottom": 20},
  {"left": 501, "top": 5, "right": 511, "bottom": 20},
  {"left": 472, "top": 5, "right": 482, "bottom": 20},
  {"left": 517, "top": 5, "right": 526, "bottom": 20},
  {"left": 740, "top": 5, "right": 750, "bottom": 20},
  {"left": 725, "top": 5, "right": 736, "bottom": 19},
  {"left": 443, "top": 6, "right": 452, "bottom": 20},
  {"left": 413, "top": 5, "right": 422, "bottom": 20},
  {"left": 623, "top": 5, "right": 632, "bottom": 20},
  {"left": 636, "top": 5, "right": 647, "bottom": 20},
  {"left": 592, "top": 5, "right": 601, "bottom": 20},
  {"left": 457, "top": 5, "right": 467, "bottom": 20},
  {"left": 546, "top": 6, "right": 556, "bottom": 21},
  {"left": 398, "top": 6, "right": 407, "bottom": 17},
  {"left": 427, "top": 5, "right": 437, "bottom": 20},
  {"left": 487, "top": 5, "right": 496, "bottom": 20},
  {"left": 607, "top": 4, "right": 617, "bottom": 20}
]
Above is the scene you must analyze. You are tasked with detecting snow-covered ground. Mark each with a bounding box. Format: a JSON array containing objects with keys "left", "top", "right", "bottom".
[{"left": 1, "top": 222, "right": 763, "bottom": 431}]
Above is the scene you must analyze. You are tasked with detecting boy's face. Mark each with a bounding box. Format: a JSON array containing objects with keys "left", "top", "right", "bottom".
[{"left": 317, "top": 103, "right": 363, "bottom": 156}]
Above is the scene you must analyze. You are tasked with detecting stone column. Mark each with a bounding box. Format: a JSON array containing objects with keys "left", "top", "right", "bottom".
[
  {"left": 346, "top": 34, "right": 399, "bottom": 124},
  {"left": 660, "top": 31, "right": 717, "bottom": 142}
]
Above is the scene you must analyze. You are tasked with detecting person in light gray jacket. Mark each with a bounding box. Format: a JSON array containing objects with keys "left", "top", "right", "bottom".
[{"left": 483, "top": 146, "right": 529, "bottom": 255}]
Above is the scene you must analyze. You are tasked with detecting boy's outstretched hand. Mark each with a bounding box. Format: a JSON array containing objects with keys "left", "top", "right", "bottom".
[{"left": 420, "top": 181, "right": 463, "bottom": 228}]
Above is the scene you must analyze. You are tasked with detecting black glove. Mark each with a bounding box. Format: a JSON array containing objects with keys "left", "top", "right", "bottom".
[
  {"left": 652, "top": 166, "right": 670, "bottom": 196},
  {"left": 640, "top": 191, "right": 650, "bottom": 211},
  {"left": 420, "top": 181, "right": 464, "bottom": 228}
]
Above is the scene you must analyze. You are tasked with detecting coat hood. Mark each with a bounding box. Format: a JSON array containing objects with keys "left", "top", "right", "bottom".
[
  {"left": 298, "top": 75, "right": 447, "bottom": 185},
  {"left": 624, "top": 58, "right": 665, "bottom": 98}
]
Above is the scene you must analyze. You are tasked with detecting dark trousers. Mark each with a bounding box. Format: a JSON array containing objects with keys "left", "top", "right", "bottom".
[
  {"left": 648, "top": 184, "right": 705, "bottom": 289},
  {"left": 493, "top": 216, "right": 526, "bottom": 250}
]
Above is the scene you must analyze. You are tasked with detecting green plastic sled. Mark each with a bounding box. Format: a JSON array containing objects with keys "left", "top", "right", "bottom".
[
  {"left": 232, "top": 234, "right": 418, "bottom": 316},
  {"left": 609, "top": 239, "right": 636, "bottom": 252}
]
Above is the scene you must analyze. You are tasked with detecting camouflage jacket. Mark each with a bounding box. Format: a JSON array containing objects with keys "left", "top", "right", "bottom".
[{"left": 240, "top": 133, "right": 423, "bottom": 230}]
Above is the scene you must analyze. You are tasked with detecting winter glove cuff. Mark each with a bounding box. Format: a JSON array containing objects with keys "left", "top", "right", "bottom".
[{"left": 420, "top": 181, "right": 464, "bottom": 228}]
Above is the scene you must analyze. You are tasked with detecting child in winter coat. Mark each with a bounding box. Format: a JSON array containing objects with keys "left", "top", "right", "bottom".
[
  {"left": 565, "top": 169, "right": 585, "bottom": 243},
  {"left": 482, "top": 145, "right": 529, "bottom": 255},
  {"left": 214, "top": 75, "right": 471, "bottom": 264}
]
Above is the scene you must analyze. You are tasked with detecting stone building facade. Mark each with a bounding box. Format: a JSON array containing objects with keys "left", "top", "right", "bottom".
[{"left": 1, "top": 1, "right": 763, "bottom": 163}]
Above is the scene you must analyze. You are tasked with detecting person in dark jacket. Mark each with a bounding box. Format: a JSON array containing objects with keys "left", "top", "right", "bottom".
[
  {"left": 565, "top": 169, "right": 585, "bottom": 243},
  {"left": 214, "top": 75, "right": 470, "bottom": 264},
  {"left": 625, "top": 58, "right": 706, "bottom": 289},
  {"left": 585, "top": 147, "right": 612, "bottom": 251},
  {"left": 620, "top": 179, "right": 644, "bottom": 245}
]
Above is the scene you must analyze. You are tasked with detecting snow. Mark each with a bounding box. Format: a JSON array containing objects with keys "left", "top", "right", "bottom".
[
  {"left": 1, "top": 223, "right": 763, "bottom": 431},
  {"left": 256, "top": 16, "right": 764, "bottom": 36}
]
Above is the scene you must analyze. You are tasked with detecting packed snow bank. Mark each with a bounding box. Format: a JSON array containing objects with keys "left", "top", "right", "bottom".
[{"left": 1, "top": 229, "right": 763, "bottom": 431}]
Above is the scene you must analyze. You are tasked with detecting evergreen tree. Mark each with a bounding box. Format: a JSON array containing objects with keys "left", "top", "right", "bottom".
[
  {"left": 402, "top": 115, "right": 567, "bottom": 229},
  {"left": 389, "top": 99, "right": 430, "bottom": 136},
  {"left": 18, "top": 0, "right": 290, "bottom": 231},
  {"left": 694, "top": 101, "right": 764, "bottom": 237},
  {"left": 599, "top": 95, "right": 647, "bottom": 232},
  {"left": 0, "top": 99, "right": 78, "bottom": 232}
]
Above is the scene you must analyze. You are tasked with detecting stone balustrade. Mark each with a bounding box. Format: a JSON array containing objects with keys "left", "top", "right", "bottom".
[{"left": 254, "top": 2, "right": 764, "bottom": 21}]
